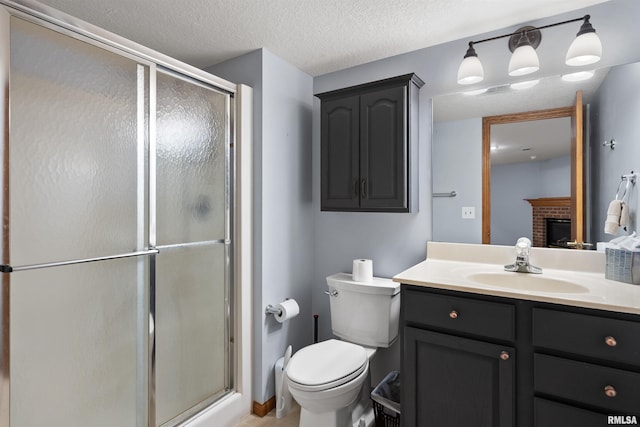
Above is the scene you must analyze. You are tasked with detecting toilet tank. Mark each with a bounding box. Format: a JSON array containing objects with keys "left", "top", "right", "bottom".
[{"left": 326, "top": 273, "right": 400, "bottom": 348}]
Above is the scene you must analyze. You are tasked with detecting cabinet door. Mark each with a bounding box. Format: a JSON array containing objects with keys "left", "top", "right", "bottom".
[
  {"left": 403, "top": 327, "right": 514, "bottom": 427},
  {"left": 360, "top": 85, "right": 407, "bottom": 211},
  {"left": 534, "top": 398, "right": 606, "bottom": 427},
  {"left": 321, "top": 95, "right": 360, "bottom": 210}
]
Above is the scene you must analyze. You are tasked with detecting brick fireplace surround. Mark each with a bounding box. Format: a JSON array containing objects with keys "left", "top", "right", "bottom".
[{"left": 525, "top": 197, "right": 571, "bottom": 247}]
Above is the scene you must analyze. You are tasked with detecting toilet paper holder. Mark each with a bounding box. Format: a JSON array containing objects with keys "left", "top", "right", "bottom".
[
  {"left": 265, "top": 299, "right": 294, "bottom": 316},
  {"left": 265, "top": 304, "right": 283, "bottom": 316},
  {"left": 265, "top": 299, "right": 300, "bottom": 324}
]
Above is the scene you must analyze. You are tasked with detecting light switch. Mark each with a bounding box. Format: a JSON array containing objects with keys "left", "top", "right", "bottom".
[{"left": 462, "top": 206, "right": 475, "bottom": 219}]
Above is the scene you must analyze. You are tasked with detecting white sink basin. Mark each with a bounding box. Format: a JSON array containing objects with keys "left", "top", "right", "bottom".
[{"left": 465, "top": 272, "right": 589, "bottom": 294}]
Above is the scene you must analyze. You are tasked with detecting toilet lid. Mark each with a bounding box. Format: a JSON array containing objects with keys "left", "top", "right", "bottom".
[{"left": 287, "top": 339, "right": 367, "bottom": 388}]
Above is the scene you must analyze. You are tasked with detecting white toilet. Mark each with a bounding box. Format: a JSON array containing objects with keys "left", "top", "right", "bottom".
[{"left": 286, "top": 273, "right": 400, "bottom": 427}]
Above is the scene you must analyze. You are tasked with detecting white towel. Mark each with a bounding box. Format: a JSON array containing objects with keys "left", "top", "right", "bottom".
[
  {"left": 620, "top": 201, "right": 630, "bottom": 228},
  {"left": 604, "top": 200, "right": 622, "bottom": 235}
]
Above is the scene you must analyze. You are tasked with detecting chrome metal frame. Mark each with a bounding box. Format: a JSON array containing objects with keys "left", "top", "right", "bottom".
[
  {"left": 0, "top": 0, "right": 237, "bottom": 95},
  {"left": 137, "top": 63, "right": 151, "bottom": 427},
  {"left": 155, "top": 240, "right": 227, "bottom": 250},
  {"left": 3, "top": 249, "right": 159, "bottom": 272},
  {"left": 0, "top": 1, "right": 237, "bottom": 426},
  {"left": 148, "top": 60, "right": 158, "bottom": 427},
  {"left": 0, "top": 8, "right": 10, "bottom": 427},
  {"left": 227, "top": 89, "right": 237, "bottom": 397}
]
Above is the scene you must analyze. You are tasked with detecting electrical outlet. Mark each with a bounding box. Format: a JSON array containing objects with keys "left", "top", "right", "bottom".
[{"left": 462, "top": 206, "right": 475, "bottom": 219}]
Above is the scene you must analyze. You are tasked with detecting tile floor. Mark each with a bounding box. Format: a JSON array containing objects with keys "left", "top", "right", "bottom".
[{"left": 235, "top": 403, "right": 301, "bottom": 427}]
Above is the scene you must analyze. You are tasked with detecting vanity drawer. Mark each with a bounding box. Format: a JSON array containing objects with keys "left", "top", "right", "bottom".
[
  {"left": 532, "top": 308, "right": 640, "bottom": 367},
  {"left": 534, "top": 354, "right": 640, "bottom": 415},
  {"left": 403, "top": 289, "right": 514, "bottom": 341},
  {"left": 534, "top": 398, "right": 605, "bottom": 427}
]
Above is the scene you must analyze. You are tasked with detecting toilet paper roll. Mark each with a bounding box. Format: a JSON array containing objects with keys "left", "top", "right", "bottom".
[
  {"left": 352, "top": 259, "right": 373, "bottom": 283},
  {"left": 274, "top": 299, "right": 300, "bottom": 323}
]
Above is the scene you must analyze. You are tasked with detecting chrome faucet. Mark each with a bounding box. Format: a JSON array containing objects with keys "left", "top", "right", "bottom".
[{"left": 504, "top": 237, "right": 542, "bottom": 274}]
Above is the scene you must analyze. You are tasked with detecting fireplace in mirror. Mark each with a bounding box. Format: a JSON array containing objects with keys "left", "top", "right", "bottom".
[{"left": 546, "top": 218, "right": 572, "bottom": 248}]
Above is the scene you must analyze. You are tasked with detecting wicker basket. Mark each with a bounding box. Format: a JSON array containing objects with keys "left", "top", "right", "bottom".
[
  {"left": 373, "top": 400, "right": 400, "bottom": 427},
  {"left": 371, "top": 370, "right": 401, "bottom": 427}
]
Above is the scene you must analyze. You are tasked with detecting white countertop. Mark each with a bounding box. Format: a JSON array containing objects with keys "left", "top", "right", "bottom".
[{"left": 393, "top": 242, "right": 640, "bottom": 315}]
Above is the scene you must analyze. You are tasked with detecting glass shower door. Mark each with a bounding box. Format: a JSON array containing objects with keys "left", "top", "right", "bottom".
[
  {"left": 3, "top": 8, "right": 234, "bottom": 427},
  {"left": 154, "top": 69, "right": 231, "bottom": 426},
  {"left": 8, "top": 16, "right": 148, "bottom": 427}
]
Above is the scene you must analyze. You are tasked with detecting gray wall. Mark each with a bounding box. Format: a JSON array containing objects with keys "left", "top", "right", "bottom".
[
  {"left": 590, "top": 61, "right": 640, "bottom": 242},
  {"left": 207, "top": 49, "right": 314, "bottom": 404}
]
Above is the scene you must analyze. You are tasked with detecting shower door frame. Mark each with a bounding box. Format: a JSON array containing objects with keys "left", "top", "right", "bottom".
[{"left": 0, "top": 1, "right": 250, "bottom": 426}]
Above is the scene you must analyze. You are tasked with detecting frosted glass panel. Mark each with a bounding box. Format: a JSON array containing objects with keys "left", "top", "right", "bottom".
[
  {"left": 155, "top": 244, "right": 227, "bottom": 425},
  {"left": 156, "top": 71, "right": 228, "bottom": 245},
  {"left": 10, "top": 257, "right": 143, "bottom": 427},
  {"left": 9, "top": 17, "right": 140, "bottom": 266}
]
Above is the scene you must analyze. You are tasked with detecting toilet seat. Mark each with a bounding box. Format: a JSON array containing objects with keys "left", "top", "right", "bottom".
[{"left": 287, "top": 339, "right": 368, "bottom": 392}]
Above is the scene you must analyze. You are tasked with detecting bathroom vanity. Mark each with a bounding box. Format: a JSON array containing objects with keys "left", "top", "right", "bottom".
[{"left": 394, "top": 242, "right": 640, "bottom": 427}]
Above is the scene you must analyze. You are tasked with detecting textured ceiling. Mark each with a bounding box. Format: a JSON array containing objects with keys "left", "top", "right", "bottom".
[{"left": 35, "top": 0, "right": 610, "bottom": 76}]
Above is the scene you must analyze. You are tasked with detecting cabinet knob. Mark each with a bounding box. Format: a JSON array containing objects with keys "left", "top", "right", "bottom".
[
  {"left": 361, "top": 179, "right": 367, "bottom": 198},
  {"left": 449, "top": 310, "right": 458, "bottom": 319},
  {"left": 604, "top": 385, "right": 617, "bottom": 398},
  {"left": 500, "top": 351, "right": 510, "bottom": 361},
  {"left": 605, "top": 336, "right": 617, "bottom": 347}
]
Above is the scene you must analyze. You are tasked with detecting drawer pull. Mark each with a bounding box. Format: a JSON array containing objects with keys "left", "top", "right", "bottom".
[
  {"left": 500, "top": 351, "right": 510, "bottom": 361},
  {"left": 605, "top": 336, "right": 617, "bottom": 347},
  {"left": 604, "top": 385, "right": 617, "bottom": 398},
  {"left": 449, "top": 310, "right": 458, "bottom": 319}
]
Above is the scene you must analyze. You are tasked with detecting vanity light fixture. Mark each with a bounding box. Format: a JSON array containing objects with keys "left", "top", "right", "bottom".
[
  {"left": 508, "top": 27, "right": 540, "bottom": 76},
  {"left": 565, "top": 15, "right": 602, "bottom": 66},
  {"left": 457, "top": 42, "right": 484, "bottom": 85},
  {"left": 457, "top": 14, "right": 602, "bottom": 85}
]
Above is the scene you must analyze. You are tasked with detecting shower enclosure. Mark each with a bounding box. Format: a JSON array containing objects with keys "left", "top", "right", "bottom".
[{"left": 0, "top": 1, "right": 242, "bottom": 426}]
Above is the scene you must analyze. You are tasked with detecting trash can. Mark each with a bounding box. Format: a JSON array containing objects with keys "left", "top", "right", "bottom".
[{"left": 371, "top": 370, "right": 400, "bottom": 427}]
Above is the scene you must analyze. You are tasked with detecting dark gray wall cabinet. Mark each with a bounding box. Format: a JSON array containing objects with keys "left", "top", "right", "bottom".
[
  {"left": 401, "top": 285, "right": 640, "bottom": 427},
  {"left": 317, "top": 74, "right": 424, "bottom": 212}
]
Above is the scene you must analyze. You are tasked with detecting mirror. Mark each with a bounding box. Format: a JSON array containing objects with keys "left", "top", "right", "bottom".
[
  {"left": 432, "top": 59, "right": 639, "bottom": 247},
  {"left": 431, "top": 0, "right": 640, "bottom": 247}
]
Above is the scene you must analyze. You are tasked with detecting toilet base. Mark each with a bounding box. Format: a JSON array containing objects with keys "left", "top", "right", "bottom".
[
  {"left": 296, "top": 378, "right": 375, "bottom": 427},
  {"left": 299, "top": 405, "right": 351, "bottom": 427}
]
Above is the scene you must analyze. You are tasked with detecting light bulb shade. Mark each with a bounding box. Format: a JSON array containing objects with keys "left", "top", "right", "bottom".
[
  {"left": 561, "top": 70, "right": 595, "bottom": 82},
  {"left": 508, "top": 45, "right": 539, "bottom": 76},
  {"left": 566, "top": 32, "right": 602, "bottom": 66},
  {"left": 510, "top": 79, "right": 540, "bottom": 90},
  {"left": 457, "top": 55, "right": 484, "bottom": 85}
]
